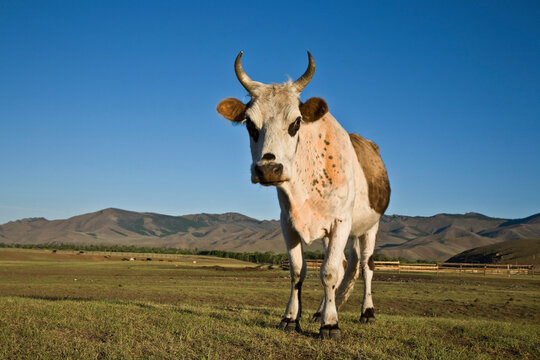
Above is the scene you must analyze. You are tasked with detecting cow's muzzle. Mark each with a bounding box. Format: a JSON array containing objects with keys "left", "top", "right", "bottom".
[{"left": 252, "top": 163, "right": 285, "bottom": 186}]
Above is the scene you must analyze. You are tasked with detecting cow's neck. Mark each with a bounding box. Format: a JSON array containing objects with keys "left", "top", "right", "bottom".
[{"left": 277, "top": 115, "right": 344, "bottom": 243}]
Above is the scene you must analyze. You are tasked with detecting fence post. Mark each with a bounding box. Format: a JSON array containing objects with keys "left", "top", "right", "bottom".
[
  {"left": 507, "top": 264, "right": 510, "bottom": 277},
  {"left": 484, "top": 265, "right": 486, "bottom": 277}
]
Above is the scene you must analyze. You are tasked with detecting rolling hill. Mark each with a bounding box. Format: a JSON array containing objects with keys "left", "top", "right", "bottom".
[
  {"left": 0, "top": 209, "right": 283, "bottom": 253},
  {"left": 446, "top": 238, "right": 540, "bottom": 266},
  {"left": 376, "top": 212, "right": 540, "bottom": 260},
  {"left": 1, "top": 208, "right": 539, "bottom": 261}
]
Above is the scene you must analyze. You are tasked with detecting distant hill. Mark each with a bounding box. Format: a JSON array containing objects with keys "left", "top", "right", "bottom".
[
  {"left": 0, "top": 208, "right": 283, "bottom": 253},
  {"left": 446, "top": 238, "right": 540, "bottom": 266},
  {"left": 1, "top": 208, "right": 539, "bottom": 261},
  {"left": 376, "top": 212, "right": 540, "bottom": 260}
]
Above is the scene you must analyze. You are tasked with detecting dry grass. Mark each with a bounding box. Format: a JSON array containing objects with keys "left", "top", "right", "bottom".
[{"left": 0, "top": 248, "right": 538, "bottom": 359}]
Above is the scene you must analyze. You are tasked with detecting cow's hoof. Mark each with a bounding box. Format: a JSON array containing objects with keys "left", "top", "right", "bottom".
[
  {"left": 360, "top": 308, "right": 376, "bottom": 324},
  {"left": 278, "top": 318, "right": 301, "bottom": 332},
  {"left": 311, "top": 312, "right": 321, "bottom": 322},
  {"left": 319, "top": 324, "right": 341, "bottom": 340}
]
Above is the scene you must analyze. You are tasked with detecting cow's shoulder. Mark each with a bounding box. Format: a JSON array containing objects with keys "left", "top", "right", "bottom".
[{"left": 348, "top": 133, "right": 390, "bottom": 215}]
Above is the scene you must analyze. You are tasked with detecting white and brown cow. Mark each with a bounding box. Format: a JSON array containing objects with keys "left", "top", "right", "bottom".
[{"left": 217, "top": 51, "right": 390, "bottom": 340}]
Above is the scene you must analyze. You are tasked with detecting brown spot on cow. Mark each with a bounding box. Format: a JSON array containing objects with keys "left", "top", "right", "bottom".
[
  {"left": 349, "top": 133, "right": 391, "bottom": 215},
  {"left": 368, "top": 254, "right": 375, "bottom": 271}
]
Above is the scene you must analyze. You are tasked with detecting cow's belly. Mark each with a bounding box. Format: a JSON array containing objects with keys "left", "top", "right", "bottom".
[{"left": 350, "top": 203, "right": 380, "bottom": 236}]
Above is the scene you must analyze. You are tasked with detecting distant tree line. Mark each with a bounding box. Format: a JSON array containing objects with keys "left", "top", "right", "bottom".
[
  {"left": 0, "top": 242, "right": 429, "bottom": 264},
  {"left": 0, "top": 243, "right": 327, "bottom": 265}
]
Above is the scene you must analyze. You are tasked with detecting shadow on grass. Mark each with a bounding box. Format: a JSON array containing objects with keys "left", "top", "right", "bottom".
[
  {"left": 12, "top": 295, "right": 160, "bottom": 310},
  {"left": 16, "top": 295, "right": 94, "bottom": 302}
]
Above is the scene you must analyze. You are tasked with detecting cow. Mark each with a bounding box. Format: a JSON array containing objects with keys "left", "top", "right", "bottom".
[{"left": 217, "top": 51, "right": 390, "bottom": 340}]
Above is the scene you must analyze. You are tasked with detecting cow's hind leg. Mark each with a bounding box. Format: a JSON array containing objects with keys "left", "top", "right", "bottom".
[
  {"left": 359, "top": 222, "right": 378, "bottom": 323},
  {"left": 335, "top": 235, "right": 362, "bottom": 310},
  {"left": 278, "top": 216, "right": 306, "bottom": 332}
]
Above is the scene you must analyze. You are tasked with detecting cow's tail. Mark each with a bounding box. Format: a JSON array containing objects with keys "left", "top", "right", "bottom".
[{"left": 336, "top": 236, "right": 362, "bottom": 310}]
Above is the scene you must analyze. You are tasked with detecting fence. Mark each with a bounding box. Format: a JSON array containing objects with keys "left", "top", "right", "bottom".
[
  {"left": 36, "top": 248, "right": 537, "bottom": 276},
  {"left": 280, "top": 260, "right": 535, "bottom": 276}
]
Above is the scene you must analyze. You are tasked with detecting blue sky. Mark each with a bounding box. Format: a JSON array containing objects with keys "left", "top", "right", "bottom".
[{"left": 1, "top": 1, "right": 539, "bottom": 224}]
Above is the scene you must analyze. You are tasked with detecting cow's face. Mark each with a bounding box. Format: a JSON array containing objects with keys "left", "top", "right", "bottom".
[
  {"left": 218, "top": 84, "right": 328, "bottom": 187},
  {"left": 217, "top": 51, "right": 328, "bottom": 187}
]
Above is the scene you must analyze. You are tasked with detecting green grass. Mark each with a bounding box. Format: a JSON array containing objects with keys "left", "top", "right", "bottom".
[{"left": 0, "top": 248, "right": 538, "bottom": 359}]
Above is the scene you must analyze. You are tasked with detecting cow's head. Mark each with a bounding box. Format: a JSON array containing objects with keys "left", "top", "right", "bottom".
[{"left": 217, "top": 51, "right": 328, "bottom": 186}]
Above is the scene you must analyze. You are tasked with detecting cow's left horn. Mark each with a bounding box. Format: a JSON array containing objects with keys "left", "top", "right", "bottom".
[
  {"left": 235, "top": 51, "right": 260, "bottom": 93},
  {"left": 293, "top": 51, "right": 315, "bottom": 92}
]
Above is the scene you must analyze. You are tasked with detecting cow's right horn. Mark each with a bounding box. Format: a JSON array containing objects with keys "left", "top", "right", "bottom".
[
  {"left": 235, "top": 51, "right": 261, "bottom": 93},
  {"left": 293, "top": 51, "right": 315, "bottom": 92}
]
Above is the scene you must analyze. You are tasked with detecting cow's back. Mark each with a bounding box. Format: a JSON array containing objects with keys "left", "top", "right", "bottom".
[{"left": 349, "top": 133, "right": 390, "bottom": 215}]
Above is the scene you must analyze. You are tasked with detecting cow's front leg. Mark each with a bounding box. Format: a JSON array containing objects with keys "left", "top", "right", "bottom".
[
  {"left": 319, "top": 219, "right": 351, "bottom": 340},
  {"left": 312, "top": 236, "right": 347, "bottom": 323},
  {"left": 278, "top": 215, "right": 306, "bottom": 332}
]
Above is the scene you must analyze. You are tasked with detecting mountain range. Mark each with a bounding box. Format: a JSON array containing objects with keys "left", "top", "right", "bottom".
[{"left": 0, "top": 208, "right": 539, "bottom": 261}]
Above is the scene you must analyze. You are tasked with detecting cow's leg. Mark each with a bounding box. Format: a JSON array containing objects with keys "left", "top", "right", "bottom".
[
  {"left": 335, "top": 235, "right": 362, "bottom": 310},
  {"left": 278, "top": 216, "right": 306, "bottom": 332},
  {"left": 312, "top": 236, "right": 347, "bottom": 323},
  {"left": 359, "top": 222, "right": 378, "bottom": 324},
  {"left": 312, "top": 236, "right": 328, "bottom": 322},
  {"left": 319, "top": 219, "right": 351, "bottom": 340}
]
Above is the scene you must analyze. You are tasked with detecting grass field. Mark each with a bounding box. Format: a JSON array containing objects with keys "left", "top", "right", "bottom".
[{"left": 0, "top": 248, "right": 538, "bottom": 359}]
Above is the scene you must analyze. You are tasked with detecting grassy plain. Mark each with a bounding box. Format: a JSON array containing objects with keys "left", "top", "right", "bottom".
[{"left": 0, "top": 248, "right": 538, "bottom": 359}]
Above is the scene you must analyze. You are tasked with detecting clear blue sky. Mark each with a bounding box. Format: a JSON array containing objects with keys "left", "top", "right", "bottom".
[{"left": 1, "top": 0, "right": 539, "bottom": 224}]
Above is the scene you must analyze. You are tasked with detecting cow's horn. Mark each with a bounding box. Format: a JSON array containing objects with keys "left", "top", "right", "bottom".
[
  {"left": 235, "top": 51, "right": 260, "bottom": 92},
  {"left": 293, "top": 51, "right": 315, "bottom": 92}
]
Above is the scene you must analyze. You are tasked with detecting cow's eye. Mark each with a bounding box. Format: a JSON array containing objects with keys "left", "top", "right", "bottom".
[
  {"left": 288, "top": 116, "right": 301, "bottom": 137},
  {"left": 245, "top": 117, "right": 259, "bottom": 142}
]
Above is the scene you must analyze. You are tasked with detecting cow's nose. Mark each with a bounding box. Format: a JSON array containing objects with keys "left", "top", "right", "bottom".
[
  {"left": 261, "top": 153, "right": 276, "bottom": 161},
  {"left": 254, "top": 163, "right": 283, "bottom": 180}
]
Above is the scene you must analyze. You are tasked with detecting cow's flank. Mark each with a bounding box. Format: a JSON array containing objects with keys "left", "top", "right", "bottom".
[{"left": 349, "top": 133, "right": 390, "bottom": 215}]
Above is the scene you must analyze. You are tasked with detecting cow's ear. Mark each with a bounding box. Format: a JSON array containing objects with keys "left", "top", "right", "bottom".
[
  {"left": 217, "top": 98, "right": 246, "bottom": 122},
  {"left": 300, "top": 97, "right": 328, "bottom": 122}
]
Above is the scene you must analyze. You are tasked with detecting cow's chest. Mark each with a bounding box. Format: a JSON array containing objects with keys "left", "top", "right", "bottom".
[{"left": 282, "top": 188, "right": 350, "bottom": 244}]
